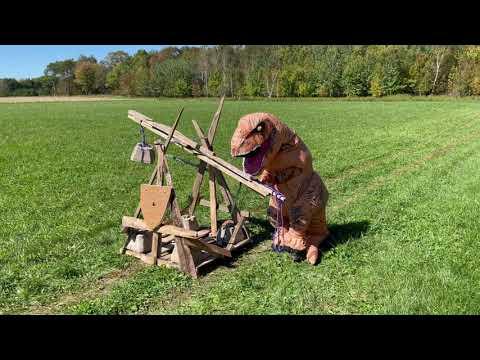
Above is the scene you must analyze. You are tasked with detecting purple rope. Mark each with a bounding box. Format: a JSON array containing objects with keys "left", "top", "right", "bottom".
[{"left": 265, "top": 184, "right": 286, "bottom": 246}]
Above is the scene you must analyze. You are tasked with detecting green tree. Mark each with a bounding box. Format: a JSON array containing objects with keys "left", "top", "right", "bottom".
[
  {"left": 313, "top": 46, "right": 347, "bottom": 97},
  {"left": 44, "top": 59, "right": 76, "bottom": 95},
  {"left": 102, "top": 51, "right": 129, "bottom": 69},
  {"left": 74, "top": 61, "right": 103, "bottom": 94},
  {"left": 0, "top": 79, "right": 9, "bottom": 96},
  {"left": 150, "top": 58, "right": 193, "bottom": 97},
  {"left": 342, "top": 48, "right": 371, "bottom": 96}
]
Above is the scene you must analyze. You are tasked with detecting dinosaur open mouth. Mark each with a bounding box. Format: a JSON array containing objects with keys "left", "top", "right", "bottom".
[{"left": 242, "top": 140, "right": 270, "bottom": 175}]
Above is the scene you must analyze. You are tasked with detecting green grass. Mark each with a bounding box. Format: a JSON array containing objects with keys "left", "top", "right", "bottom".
[{"left": 1, "top": 97, "right": 480, "bottom": 314}]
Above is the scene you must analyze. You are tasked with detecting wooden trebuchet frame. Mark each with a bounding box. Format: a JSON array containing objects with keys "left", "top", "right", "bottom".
[{"left": 121, "top": 97, "right": 273, "bottom": 278}]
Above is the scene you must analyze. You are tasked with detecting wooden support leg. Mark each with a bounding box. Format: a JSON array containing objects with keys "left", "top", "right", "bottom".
[
  {"left": 208, "top": 166, "right": 217, "bottom": 236},
  {"left": 215, "top": 169, "right": 249, "bottom": 240},
  {"left": 188, "top": 161, "right": 207, "bottom": 216},
  {"left": 214, "top": 170, "right": 241, "bottom": 222},
  {"left": 156, "top": 144, "right": 165, "bottom": 185},
  {"left": 227, "top": 216, "right": 246, "bottom": 250},
  {"left": 150, "top": 232, "right": 160, "bottom": 265},
  {"left": 175, "top": 237, "right": 197, "bottom": 278}
]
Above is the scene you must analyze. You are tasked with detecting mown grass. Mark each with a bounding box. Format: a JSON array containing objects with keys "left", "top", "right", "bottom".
[{"left": 1, "top": 98, "right": 479, "bottom": 314}]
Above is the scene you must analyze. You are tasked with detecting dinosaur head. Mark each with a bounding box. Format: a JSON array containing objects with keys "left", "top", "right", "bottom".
[{"left": 231, "top": 112, "right": 289, "bottom": 176}]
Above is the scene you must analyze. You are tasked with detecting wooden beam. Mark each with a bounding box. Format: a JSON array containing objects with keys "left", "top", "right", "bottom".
[
  {"left": 208, "top": 166, "right": 217, "bottom": 236},
  {"left": 163, "top": 107, "right": 184, "bottom": 154},
  {"left": 188, "top": 162, "right": 207, "bottom": 216},
  {"left": 188, "top": 119, "right": 210, "bottom": 216},
  {"left": 191, "top": 119, "right": 210, "bottom": 150},
  {"left": 122, "top": 216, "right": 210, "bottom": 239},
  {"left": 182, "top": 237, "right": 231, "bottom": 258},
  {"left": 227, "top": 216, "right": 246, "bottom": 250},
  {"left": 150, "top": 232, "right": 159, "bottom": 264},
  {"left": 207, "top": 95, "right": 225, "bottom": 146},
  {"left": 175, "top": 239, "right": 197, "bottom": 278},
  {"left": 191, "top": 119, "right": 218, "bottom": 236}
]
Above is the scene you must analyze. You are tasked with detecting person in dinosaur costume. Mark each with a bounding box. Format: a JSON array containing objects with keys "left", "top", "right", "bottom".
[{"left": 231, "top": 112, "right": 330, "bottom": 265}]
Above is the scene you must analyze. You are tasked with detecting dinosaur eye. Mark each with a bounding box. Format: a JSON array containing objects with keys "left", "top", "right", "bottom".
[{"left": 256, "top": 124, "right": 263, "bottom": 132}]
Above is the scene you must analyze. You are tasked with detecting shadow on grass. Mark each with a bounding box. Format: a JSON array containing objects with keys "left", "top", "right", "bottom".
[
  {"left": 318, "top": 220, "right": 370, "bottom": 263},
  {"left": 197, "top": 219, "right": 370, "bottom": 274},
  {"left": 197, "top": 217, "right": 273, "bottom": 275}
]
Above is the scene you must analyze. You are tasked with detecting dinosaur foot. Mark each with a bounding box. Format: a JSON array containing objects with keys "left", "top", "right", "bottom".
[{"left": 306, "top": 245, "right": 319, "bottom": 265}]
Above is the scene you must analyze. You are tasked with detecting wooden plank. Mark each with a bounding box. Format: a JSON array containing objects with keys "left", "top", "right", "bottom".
[
  {"left": 191, "top": 119, "right": 210, "bottom": 150},
  {"left": 156, "top": 144, "right": 164, "bottom": 185},
  {"left": 151, "top": 232, "right": 159, "bottom": 264},
  {"left": 122, "top": 216, "right": 210, "bottom": 238},
  {"left": 188, "top": 119, "right": 209, "bottom": 216},
  {"left": 140, "top": 185, "right": 172, "bottom": 230},
  {"left": 201, "top": 155, "right": 270, "bottom": 196},
  {"left": 188, "top": 161, "right": 207, "bottom": 216},
  {"left": 163, "top": 107, "right": 184, "bottom": 154},
  {"left": 159, "top": 225, "right": 210, "bottom": 239},
  {"left": 227, "top": 216, "right": 246, "bottom": 250},
  {"left": 214, "top": 169, "right": 243, "bottom": 222},
  {"left": 182, "top": 237, "right": 231, "bottom": 258},
  {"left": 208, "top": 166, "right": 217, "bottom": 236},
  {"left": 230, "top": 237, "right": 252, "bottom": 250},
  {"left": 175, "top": 238, "right": 197, "bottom": 278},
  {"left": 156, "top": 257, "right": 177, "bottom": 268},
  {"left": 128, "top": 111, "right": 198, "bottom": 149},
  {"left": 125, "top": 249, "right": 159, "bottom": 266},
  {"left": 161, "top": 234, "right": 175, "bottom": 243},
  {"left": 207, "top": 95, "right": 225, "bottom": 145},
  {"left": 134, "top": 167, "right": 158, "bottom": 218},
  {"left": 192, "top": 119, "right": 219, "bottom": 235},
  {"left": 195, "top": 256, "right": 217, "bottom": 270},
  {"left": 122, "top": 216, "right": 150, "bottom": 231}
]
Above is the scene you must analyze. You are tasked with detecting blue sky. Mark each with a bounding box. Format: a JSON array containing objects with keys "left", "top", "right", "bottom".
[{"left": 0, "top": 45, "right": 190, "bottom": 79}]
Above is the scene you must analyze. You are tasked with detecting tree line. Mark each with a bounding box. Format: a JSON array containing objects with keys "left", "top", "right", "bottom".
[{"left": 2, "top": 45, "right": 480, "bottom": 98}]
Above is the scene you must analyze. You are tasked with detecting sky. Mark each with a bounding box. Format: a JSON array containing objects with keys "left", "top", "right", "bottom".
[{"left": 0, "top": 45, "right": 187, "bottom": 79}]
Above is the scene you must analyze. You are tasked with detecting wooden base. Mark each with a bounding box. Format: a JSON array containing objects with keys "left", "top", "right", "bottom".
[{"left": 124, "top": 233, "right": 252, "bottom": 276}]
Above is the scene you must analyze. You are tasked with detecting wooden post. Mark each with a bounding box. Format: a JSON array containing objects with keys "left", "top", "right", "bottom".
[
  {"left": 227, "top": 216, "right": 246, "bottom": 250},
  {"left": 188, "top": 97, "right": 225, "bottom": 215},
  {"left": 150, "top": 232, "right": 159, "bottom": 264},
  {"left": 209, "top": 166, "right": 217, "bottom": 236},
  {"left": 156, "top": 144, "right": 164, "bottom": 185},
  {"left": 188, "top": 162, "right": 207, "bottom": 216}
]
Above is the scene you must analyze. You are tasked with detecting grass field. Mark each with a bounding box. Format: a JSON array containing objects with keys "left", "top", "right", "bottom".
[{"left": 1, "top": 97, "right": 480, "bottom": 314}]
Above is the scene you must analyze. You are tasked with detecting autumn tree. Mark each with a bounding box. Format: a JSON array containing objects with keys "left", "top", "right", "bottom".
[{"left": 74, "top": 59, "right": 104, "bottom": 95}]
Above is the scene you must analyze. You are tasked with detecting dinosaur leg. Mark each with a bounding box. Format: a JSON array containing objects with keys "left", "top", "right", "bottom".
[
  {"left": 305, "top": 207, "right": 330, "bottom": 265},
  {"left": 281, "top": 202, "right": 312, "bottom": 253}
]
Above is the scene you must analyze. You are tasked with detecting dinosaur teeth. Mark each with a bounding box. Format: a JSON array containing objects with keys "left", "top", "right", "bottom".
[{"left": 237, "top": 144, "right": 260, "bottom": 157}]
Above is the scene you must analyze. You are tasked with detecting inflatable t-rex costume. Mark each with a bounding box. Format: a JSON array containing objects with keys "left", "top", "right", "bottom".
[{"left": 231, "top": 112, "right": 330, "bottom": 265}]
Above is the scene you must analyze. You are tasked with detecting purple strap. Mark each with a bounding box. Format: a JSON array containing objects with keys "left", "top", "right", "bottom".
[{"left": 265, "top": 184, "right": 286, "bottom": 246}]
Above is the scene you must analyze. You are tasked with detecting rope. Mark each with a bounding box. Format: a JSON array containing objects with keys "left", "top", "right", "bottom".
[
  {"left": 264, "top": 183, "right": 286, "bottom": 247},
  {"left": 140, "top": 126, "right": 147, "bottom": 146}
]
